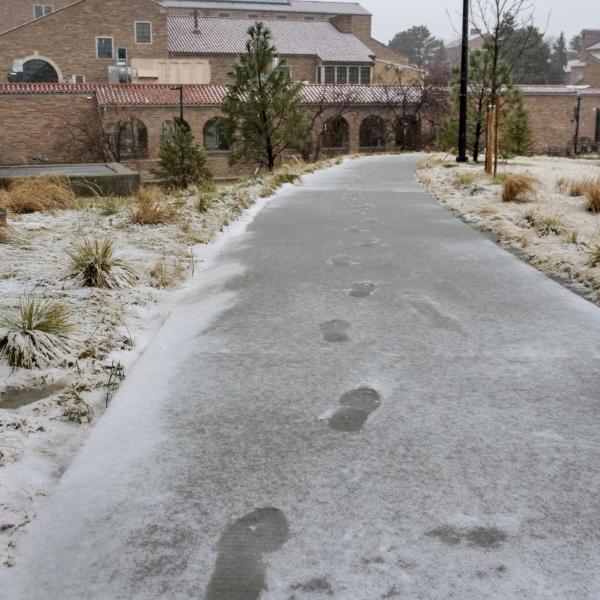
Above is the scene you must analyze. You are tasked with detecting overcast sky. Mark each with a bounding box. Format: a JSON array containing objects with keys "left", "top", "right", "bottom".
[{"left": 353, "top": 0, "right": 600, "bottom": 45}]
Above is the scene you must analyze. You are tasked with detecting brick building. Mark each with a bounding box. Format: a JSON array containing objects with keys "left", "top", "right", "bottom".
[
  {"left": 0, "top": 0, "right": 420, "bottom": 85},
  {"left": 566, "top": 29, "right": 600, "bottom": 87}
]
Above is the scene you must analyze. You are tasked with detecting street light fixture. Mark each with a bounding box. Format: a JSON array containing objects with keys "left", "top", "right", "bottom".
[{"left": 457, "top": 0, "right": 470, "bottom": 163}]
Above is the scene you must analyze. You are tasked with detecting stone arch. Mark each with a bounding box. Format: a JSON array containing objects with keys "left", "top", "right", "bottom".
[
  {"left": 395, "top": 115, "right": 422, "bottom": 151},
  {"left": 19, "top": 54, "right": 63, "bottom": 82},
  {"left": 359, "top": 115, "right": 386, "bottom": 150},
  {"left": 321, "top": 116, "right": 349, "bottom": 150}
]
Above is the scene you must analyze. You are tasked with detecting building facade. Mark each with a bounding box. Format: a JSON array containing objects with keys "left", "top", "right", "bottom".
[
  {"left": 566, "top": 29, "right": 600, "bottom": 87},
  {"left": 0, "top": 0, "right": 420, "bottom": 86}
]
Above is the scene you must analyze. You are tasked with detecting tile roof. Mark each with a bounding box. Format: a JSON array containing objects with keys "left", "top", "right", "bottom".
[
  {"left": 159, "top": 0, "right": 370, "bottom": 16},
  {"left": 168, "top": 16, "right": 374, "bottom": 62},
  {"left": 2, "top": 83, "right": 600, "bottom": 106},
  {"left": 0, "top": 83, "right": 430, "bottom": 106}
]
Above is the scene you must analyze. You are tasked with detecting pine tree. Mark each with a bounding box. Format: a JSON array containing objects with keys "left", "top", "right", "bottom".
[
  {"left": 388, "top": 26, "right": 446, "bottom": 70},
  {"left": 153, "top": 126, "right": 212, "bottom": 190},
  {"left": 501, "top": 89, "right": 533, "bottom": 157},
  {"left": 549, "top": 32, "right": 568, "bottom": 84},
  {"left": 222, "top": 23, "right": 309, "bottom": 171}
]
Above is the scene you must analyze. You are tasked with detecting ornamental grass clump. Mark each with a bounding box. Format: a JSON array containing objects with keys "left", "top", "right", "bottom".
[
  {"left": 583, "top": 179, "right": 600, "bottom": 214},
  {"left": 501, "top": 174, "right": 538, "bottom": 203},
  {"left": 68, "top": 237, "right": 138, "bottom": 289},
  {"left": 129, "top": 186, "right": 174, "bottom": 225},
  {"left": 0, "top": 296, "right": 75, "bottom": 369},
  {"left": 587, "top": 243, "right": 600, "bottom": 268},
  {"left": 0, "top": 177, "right": 76, "bottom": 213}
]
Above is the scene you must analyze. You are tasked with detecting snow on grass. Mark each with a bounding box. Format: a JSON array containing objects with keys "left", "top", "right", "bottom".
[
  {"left": 0, "top": 157, "right": 343, "bottom": 568},
  {"left": 417, "top": 155, "right": 600, "bottom": 304}
]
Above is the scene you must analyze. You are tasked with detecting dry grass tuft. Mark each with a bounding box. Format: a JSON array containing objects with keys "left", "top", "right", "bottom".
[
  {"left": 583, "top": 179, "right": 600, "bottom": 214},
  {"left": 565, "top": 229, "right": 580, "bottom": 245},
  {"left": 129, "top": 186, "right": 174, "bottom": 224},
  {"left": 453, "top": 172, "right": 478, "bottom": 187},
  {"left": 68, "top": 237, "right": 138, "bottom": 289},
  {"left": 501, "top": 174, "right": 538, "bottom": 203},
  {"left": 99, "top": 196, "right": 125, "bottom": 216},
  {"left": 195, "top": 191, "right": 217, "bottom": 213},
  {"left": 569, "top": 179, "right": 591, "bottom": 198},
  {"left": 150, "top": 256, "right": 186, "bottom": 289},
  {"left": 535, "top": 214, "right": 563, "bottom": 237},
  {"left": 0, "top": 177, "right": 76, "bottom": 214},
  {"left": 0, "top": 296, "right": 75, "bottom": 369},
  {"left": 587, "top": 243, "right": 600, "bottom": 267}
]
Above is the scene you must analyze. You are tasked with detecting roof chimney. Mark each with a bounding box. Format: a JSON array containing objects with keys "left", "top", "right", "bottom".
[{"left": 194, "top": 9, "right": 200, "bottom": 34}]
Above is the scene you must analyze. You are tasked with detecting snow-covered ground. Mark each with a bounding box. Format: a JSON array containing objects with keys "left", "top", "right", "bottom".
[
  {"left": 418, "top": 155, "right": 600, "bottom": 304},
  {"left": 0, "top": 158, "right": 339, "bottom": 569}
]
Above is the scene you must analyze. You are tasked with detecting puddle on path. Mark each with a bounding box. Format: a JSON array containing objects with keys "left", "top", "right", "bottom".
[
  {"left": 0, "top": 382, "right": 65, "bottom": 410},
  {"left": 328, "top": 388, "right": 381, "bottom": 432}
]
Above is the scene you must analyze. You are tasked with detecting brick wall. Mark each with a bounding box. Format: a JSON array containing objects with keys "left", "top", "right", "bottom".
[
  {"left": 0, "top": 0, "right": 168, "bottom": 83},
  {"left": 0, "top": 93, "right": 100, "bottom": 163},
  {"left": 201, "top": 54, "right": 318, "bottom": 84},
  {"left": 583, "top": 57, "right": 600, "bottom": 87},
  {"left": 329, "top": 14, "right": 372, "bottom": 45},
  {"left": 0, "top": 0, "right": 76, "bottom": 33},
  {"left": 522, "top": 94, "right": 600, "bottom": 152}
]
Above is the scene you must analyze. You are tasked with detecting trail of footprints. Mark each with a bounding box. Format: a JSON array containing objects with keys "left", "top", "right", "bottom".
[{"left": 204, "top": 202, "right": 384, "bottom": 599}]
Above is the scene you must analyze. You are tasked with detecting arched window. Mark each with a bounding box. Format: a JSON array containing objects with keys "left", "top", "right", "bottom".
[
  {"left": 160, "top": 118, "right": 190, "bottom": 144},
  {"left": 21, "top": 59, "right": 59, "bottom": 83},
  {"left": 321, "top": 116, "right": 349, "bottom": 149},
  {"left": 395, "top": 116, "right": 422, "bottom": 151},
  {"left": 117, "top": 118, "right": 148, "bottom": 159},
  {"left": 359, "top": 115, "right": 386, "bottom": 149},
  {"left": 203, "top": 118, "right": 230, "bottom": 151}
]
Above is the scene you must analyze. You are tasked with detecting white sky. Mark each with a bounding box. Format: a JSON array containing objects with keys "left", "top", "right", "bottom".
[{"left": 350, "top": 0, "right": 600, "bottom": 45}]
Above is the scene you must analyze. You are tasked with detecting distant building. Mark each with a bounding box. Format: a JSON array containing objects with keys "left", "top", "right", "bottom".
[
  {"left": 566, "top": 29, "right": 600, "bottom": 86},
  {"left": 446, "top": 29, "right": 485, "bottom": 67}
]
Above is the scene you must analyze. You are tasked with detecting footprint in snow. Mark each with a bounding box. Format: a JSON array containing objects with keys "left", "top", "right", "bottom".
[{"left": 325, "top": 388, "right": 381, "bottom": 432}]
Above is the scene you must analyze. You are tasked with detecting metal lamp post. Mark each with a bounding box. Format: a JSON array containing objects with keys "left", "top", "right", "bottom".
[
  {"left": 457, "top": 0, "right": 470, "bottom": 163},
  {"left": 170, "top": 85, "right": 184, "bottom": 127}
]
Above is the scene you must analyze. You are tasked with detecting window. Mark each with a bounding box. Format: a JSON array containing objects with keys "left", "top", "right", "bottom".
[
  {"left": 304, "top": 16, "right": 315, "bottom": 21},
  {"left": 33, "top": 5, "right": 53, "bottom": 19},
  {"left": 324, "top": 66, "right": 335, "bottom": 84},
  {"left": 117, "top": 48, "right": 128, "bottom": 62},
  {"left": 360, "top": 66, "right": 371, "bottom": 84},
  {"left": 71, "top": 74, "right": 85, "bottom": 83},
  {"left": 117, "top": 119, "right": 148, "bottom": 159},
  {"left": 320, "top": 65, "right": 372, "bottom": 85},
  {"left": 96, "top": 37, "right": 113, "bottom": 59},
  {"left": 21, "top": 59, "right": 59, "bottom": 83},
  {"left": 336, "top": 66, "right": 347, "bottom": 84},
  {"left": 218, "top": 12, "right": 230, "bottom": 17},
  {"left": 248, "top": 13, "right": 259, "bottom": 19},
  {"left": 135, "top": 21, "right": 152, "bottom": 44},
  {"left": 276, "top": 14, "right": 287, "bottom": 19},
  {"left": 203, "top": 118, "right": 230, "bottom": 151}
]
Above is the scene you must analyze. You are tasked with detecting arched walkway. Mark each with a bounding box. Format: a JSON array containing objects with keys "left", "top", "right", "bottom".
[
  {"left": 321, "top": 116, "right": 349, "bottom": 150},
  {"left": 359, "top": 115, "right": 386, "bottom": 150},
  {"left": 395, "top": 116, "right": 422, "bottom": 151}
]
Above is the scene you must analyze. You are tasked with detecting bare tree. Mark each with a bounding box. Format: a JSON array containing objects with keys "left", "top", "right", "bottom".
[{"left": 471, "top": 0, "right": 536, "bottom": 173}]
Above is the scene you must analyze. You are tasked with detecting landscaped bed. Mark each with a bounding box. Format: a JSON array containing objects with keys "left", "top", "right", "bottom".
[
  {"left": 418, "top": 155, "right": 600, "bottom": 304},
  {"left": 0, "top": 157, "right": 341, "bottom": 568}
]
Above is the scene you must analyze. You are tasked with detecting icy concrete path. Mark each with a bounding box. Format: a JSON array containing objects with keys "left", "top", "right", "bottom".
[{"left": 7, "top": 156, "right": 600, "bottom": 599}]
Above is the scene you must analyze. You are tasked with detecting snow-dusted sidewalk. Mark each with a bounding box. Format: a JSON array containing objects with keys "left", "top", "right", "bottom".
[{"left": 6, "top": 155, "right": 600, "bottom": 599}]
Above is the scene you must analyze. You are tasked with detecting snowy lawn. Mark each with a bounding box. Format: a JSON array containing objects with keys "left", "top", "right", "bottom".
[
  {"left": 0, "top": 157, "right": 341, "bottom": 568},
  {"left": 417, "top": 155, "right": 600, "bottom": 304}
]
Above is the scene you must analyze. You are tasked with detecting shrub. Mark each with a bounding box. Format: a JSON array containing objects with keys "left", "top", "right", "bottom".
[
  {"left": 0, "top": 296, "right": 75, "bottom": 369},
  {"left": 0, "top": 177, "right": 75, "bottom": 213},
  {"left": 501, "top": 174, "right": 538, "bottom": 203},
  {"left": 569, "top": 179, "right": 590, "bottom": 197},
  {"left": 583, "top": 179, "right": 600, "bottom": 214},
  {"left": 565, "top": 229, "right": 580, "bottom": 245},
  {"left": 68, "top": 237, "right": 138, "bottom": 289},
  {"left": 152, "top": 127, "right": 213, "bottom": 190},
  {"left": 130, "top": 187, "right": 174, "bottom": 224}
]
